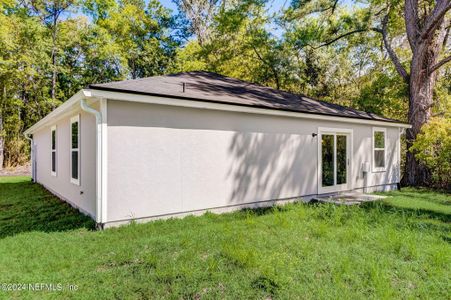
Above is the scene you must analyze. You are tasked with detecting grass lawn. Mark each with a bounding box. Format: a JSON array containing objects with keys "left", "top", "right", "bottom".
[{"left": 0, "top": 176, "right": 449, "bottom": 299}]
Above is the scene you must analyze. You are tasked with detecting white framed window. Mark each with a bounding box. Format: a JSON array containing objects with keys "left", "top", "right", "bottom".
[
  {"left": 51, "top": 125, "right": 57, "bottom": 176},
  {"left": 372, "top": 127, "right": 386, "bottom": 172},
  {"left": 70, "top": 115, "right": 80, "bottom": 185}
]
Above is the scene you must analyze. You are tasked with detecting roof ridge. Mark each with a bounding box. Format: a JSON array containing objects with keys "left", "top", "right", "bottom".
[
  {"left": 88, "top": 70, "right": 401, "bottom": 123},
  {"left": 89, "top": 71, "right": 224, "bottom": 88},
  {"left": 198, "top": 72, "right": 388, "bottom": 120}
]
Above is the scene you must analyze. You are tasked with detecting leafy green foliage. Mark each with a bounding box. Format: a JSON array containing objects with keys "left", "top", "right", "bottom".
[
  {"left": 0, "top": 0, "right": 449, "bottom": 175},
  {"left": 0, "top": 176, "right": 449, "bottom": 298},
  {"left": 0, "top": 0, "right": 181, "bottom": 167},
  {"left": 94, "top": 0, "right": 179, "bottom": 79},
  {"left": 410, "top": 118, "right": 451, "bottom": 189}
]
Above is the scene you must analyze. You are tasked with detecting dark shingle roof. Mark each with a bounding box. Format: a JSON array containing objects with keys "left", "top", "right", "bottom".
[{"left": 89, "top": 71, "right": 401, "bottom": 123}]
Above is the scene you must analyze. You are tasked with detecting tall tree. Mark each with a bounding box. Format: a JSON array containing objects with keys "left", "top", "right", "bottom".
[
  {"left": 174, "top": 0, "right": 292, "bottom": 89},
  {"left": 391, "top": 0, "right": 450, "bottom": 186},
  {"left": 174, "top": 0, "right": 220, "bottom": 46},
  {"left": 287, "top": 0, "right": 451, "bottom": 186},
  {"left": 0, "top": 3, "right": 53, "bottom": 167},
  {"left": 92, "top": 0, "right": 179, "bottom": 79},
  {"left": 28, "top": 0, "right": 77, "bottom": 103}
]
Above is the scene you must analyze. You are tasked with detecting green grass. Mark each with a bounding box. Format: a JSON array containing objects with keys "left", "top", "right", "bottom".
[{"left": 0, "top": 176, "right": 449, "bottom": 299}]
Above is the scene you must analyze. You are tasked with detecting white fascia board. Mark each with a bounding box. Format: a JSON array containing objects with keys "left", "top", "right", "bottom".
[
  {"left": 24, "top": 90, "right": 95, "bottom": 135},
  {"left": 88, "top": 89, "right": 412, "bottom": 129},
  {"left": 25, "top": 88, "right": 411, "bottom": 134}
]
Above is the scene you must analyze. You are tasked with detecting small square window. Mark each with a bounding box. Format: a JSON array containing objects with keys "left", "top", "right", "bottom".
[
  {"left": 374, "top": 131, "right": 385, "bottom": 148},
  {"left": 373, "top": 128, "right": 386, "bottom": 172},
  {"left": 71, "top": 121, "right": 78, "bottom": 149}
]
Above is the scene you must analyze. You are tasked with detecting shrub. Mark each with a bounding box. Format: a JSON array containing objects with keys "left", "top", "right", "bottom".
[{"left": 410, "top": 117, "right": 451, "bottom": 190}]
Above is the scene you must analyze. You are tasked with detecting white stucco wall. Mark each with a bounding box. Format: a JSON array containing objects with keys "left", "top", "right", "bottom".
[
  {"left": 33, "top": 109, "right": 97, "bottom": 217},
  {"left": 106, "top": 100, "right": 400, "bottom": 223}
]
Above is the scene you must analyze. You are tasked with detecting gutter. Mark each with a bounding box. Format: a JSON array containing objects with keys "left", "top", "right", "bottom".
[
  {"left": 88, "top": 89, "right": 412, "bottom": 129},
  {"left": 88, "top": 85, "right": 411, "bottom": 127},
  {"left": 80, "top": 99, "right": 104, "bottom": 227},
  {"left": 24, "top": 89, "right": 412, "bottom": 135}
]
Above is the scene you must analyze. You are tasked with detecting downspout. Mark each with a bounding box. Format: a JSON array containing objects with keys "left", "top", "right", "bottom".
[
  {"left": 80, "top": 99, "right": 103, "bottom": 228},
  {"left": 24, "top": 133, "right": 34, "bottom": 182},
  {"left": 398, "top": 128, "right": 406, "bottom": 191}
]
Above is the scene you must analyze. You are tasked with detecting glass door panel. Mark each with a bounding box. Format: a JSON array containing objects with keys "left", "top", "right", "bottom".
[
  {"left": 319, "top": 131, "right": 350, "bottom": 193},
  {"left": 321, "top": 134, "right": 334, "bottom": 187},
  {"left": 336, "top": 135, "right": 347, "bottom": 185}
]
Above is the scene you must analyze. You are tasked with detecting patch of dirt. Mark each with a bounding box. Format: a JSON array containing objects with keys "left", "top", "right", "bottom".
[{"left": 0, "top": 164, "right": 31, "bottom": 176}]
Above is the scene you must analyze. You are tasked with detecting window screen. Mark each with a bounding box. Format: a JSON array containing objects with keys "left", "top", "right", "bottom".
[
  {"left": 70, "top": 116, "right": 80, "bottom": 184},
  {"left": 51, "top": 127, "right": 56, "bottom": 175},
  {"left": 373, "top": 129, "right": 386, "bottom": 170}
]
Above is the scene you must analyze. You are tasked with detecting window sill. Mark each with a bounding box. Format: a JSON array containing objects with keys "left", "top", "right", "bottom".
[{"left": 70, "top": 178, "right": 80, "bottom": 186}]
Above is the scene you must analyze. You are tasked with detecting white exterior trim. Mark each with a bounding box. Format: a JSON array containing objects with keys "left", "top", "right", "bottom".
[
  {"left": 372, "top": 127, "right": 387, "bottom": 172},
  {"left": 398, "top": 128, "right": 402, "bottom": 181},
  {"left": 25, "top": 90, "right": 87, "bottom": 135},
  {"left": 100, "top": 98, "right": 108, "bottom": 224},
  {"left": 317, "top": 127, "right": 354, "bottom": 194},
  {"left": 80, "top": 98, "right": 106, "bottom": 225},
  {"left": 102, "top": 182, "right": 399, "bottom": 228},
  {"left": 70, "top": 115, "right": 80, "bottom": 186},
  {"left": 87, "top": 89, "right": 411, "bottom": 128},
  {"left": 24, "top": 88, "right": 410, "bottom": 135},
  {"left": 51, "top": 125, "right": 57, "bottom": 177}
]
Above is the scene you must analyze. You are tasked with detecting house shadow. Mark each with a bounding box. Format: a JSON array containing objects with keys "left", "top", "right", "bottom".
[
  {"left": 360, "top": 200, "right": 450, "bottom": 223},
  {"left": 0, "top": 179, "right": 95, "bottom": 239},
  {"left": 226, "top": 129, "right": 316, "bottom": 206}
]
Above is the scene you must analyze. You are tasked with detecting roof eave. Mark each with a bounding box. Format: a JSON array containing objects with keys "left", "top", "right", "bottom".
[
  {"left": 24, "top": 87, "right": 411, "bottom": 136},
  {"left": 88, "top": 88, "right": 412, "bottom": 129},
  {"left": 24, "top": 90, "right": 94, "bottom": 135}
]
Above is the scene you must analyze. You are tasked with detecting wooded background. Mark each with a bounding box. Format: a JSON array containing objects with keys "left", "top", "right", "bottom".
[{"left": 0, "top": 0, "right": 449, "bottom": 188}]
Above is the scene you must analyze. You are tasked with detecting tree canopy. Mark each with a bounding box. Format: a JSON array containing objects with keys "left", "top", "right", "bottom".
[{"left": 0, "top": 0, "right": 450, "bottom": 187}]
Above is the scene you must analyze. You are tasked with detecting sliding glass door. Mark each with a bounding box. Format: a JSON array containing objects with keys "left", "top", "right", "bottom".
[{"left": 318, "top": 129, "right": 351, "bottom": 193}]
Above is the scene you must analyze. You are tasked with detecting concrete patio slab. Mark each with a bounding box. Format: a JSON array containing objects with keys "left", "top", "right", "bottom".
[{"left": 311, "top": 192, "right": 386, "bottom": 205}]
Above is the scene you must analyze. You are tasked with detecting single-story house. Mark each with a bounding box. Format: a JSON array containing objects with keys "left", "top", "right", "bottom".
[{"left": 24, "top": 71, "right": 410, "bottom": 228}]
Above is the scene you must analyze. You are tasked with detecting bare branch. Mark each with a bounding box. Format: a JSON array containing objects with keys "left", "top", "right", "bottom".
[
  {"left": 444, "top": 22, "right": 450, "bottom": 47},
  {"left": 313, "top": 29, "right": 368, "bottom": 48},
  {"left": 373, "top": 14, "right": 410, "bottom": 82},
  {"left": 404, "top": 0, "right": 420, "bottom": 50},
  {"left": 421, "top": 0, "right": 451, "bottom": 40},
  {"left": 330, "top": 0, "right": 339, "bottom": 14},
  {"left": 429, "top": 55, "right": 451, "bottom": 73},
  {"left": 250, "top": 44, "right": 281, "bottom": 89}
]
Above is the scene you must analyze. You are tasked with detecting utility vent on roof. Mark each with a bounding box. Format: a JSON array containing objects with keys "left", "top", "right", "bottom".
[{"left": 182, "top": 82, "right": 186, "bottom": 93}]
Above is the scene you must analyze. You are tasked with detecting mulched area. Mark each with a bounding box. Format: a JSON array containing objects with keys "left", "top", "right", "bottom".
[{"left": 0, "top": 164, "right": 31, "bottom": 176}]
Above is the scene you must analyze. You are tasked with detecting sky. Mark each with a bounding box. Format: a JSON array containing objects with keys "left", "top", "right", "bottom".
[
  {"left": 157, "top": 0, "right": 357, "bottom": 15},
  {"left": 158, "top": 0, "right": 291, "bottom": 16},
  {"left": 156, "top": 0, "right": 359, "bottom": 38},
  {"left": 157, "top": 0, "right": 291, "bottom": 37}
]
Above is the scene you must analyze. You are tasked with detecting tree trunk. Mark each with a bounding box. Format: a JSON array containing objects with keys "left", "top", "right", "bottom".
[
  {"left": 51, "top": 47, "right": 56, "bottom": 101},
  {"left": 0, "top": 86, "right": 4, "bottom": 170},
  {"left": 402, "top": 40, "right": 440, "bottom": 186},
  {"left": 0, "top": 115, "right": 3, "bottom": 171},
  {"left": 51, "top": 12, "right": 57, "bottom": 103},
  {"left": 403, "top": 89, "right": 432, "bottom": 186}
]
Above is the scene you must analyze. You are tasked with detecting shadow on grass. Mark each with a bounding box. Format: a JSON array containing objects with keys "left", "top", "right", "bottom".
[
  {"left": 240, "top": 206, "right": 276, "bottom": 216},
  {"left": 0, "top": 178, "right": 95, "bottom": 239},
  {"left": 379, "top": 188, "right": 451, "bottom": 204},
  {"left": 360, "top": 201, "right": 450, "bottom": 223}
]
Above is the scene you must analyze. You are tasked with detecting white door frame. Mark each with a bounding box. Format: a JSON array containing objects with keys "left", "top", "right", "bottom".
[{"left": 317, "top": 127, "right": 353, "bottom": 194}]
